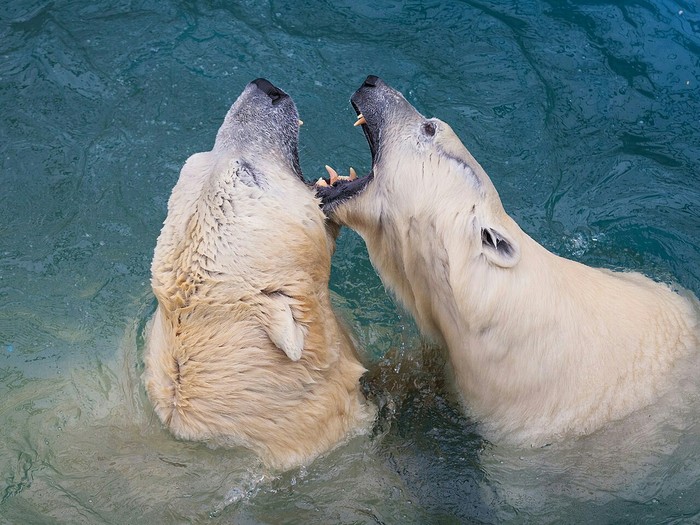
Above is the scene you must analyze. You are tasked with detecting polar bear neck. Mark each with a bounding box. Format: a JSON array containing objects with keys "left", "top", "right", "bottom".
[{"left": 152, "top": 154, "right": 331, "bottom": 314}]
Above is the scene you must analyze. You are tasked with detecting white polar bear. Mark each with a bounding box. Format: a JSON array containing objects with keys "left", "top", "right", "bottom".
[
  {"left": 143, "top": 79, "right": 374, "bottom": 471},
  {"left": 318, "top": 76, "right": 700, "bottom": 446}
]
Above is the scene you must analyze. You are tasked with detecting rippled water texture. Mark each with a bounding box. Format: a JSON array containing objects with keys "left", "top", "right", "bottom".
[{"left": 1, "top": 1, "right": 699, "bottom": 523}]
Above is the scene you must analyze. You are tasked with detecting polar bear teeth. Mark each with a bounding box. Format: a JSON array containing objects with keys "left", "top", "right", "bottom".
[
  {"left": 315, "top": 166, "right": 357, "bottom": 188},
  {"left": 354, "top": 114, "right": 366, "bottom": 127}
]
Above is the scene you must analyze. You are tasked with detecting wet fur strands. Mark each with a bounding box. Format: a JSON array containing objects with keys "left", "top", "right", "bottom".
[
  {"left": 143, "top": 79, "right": 374, "bottom": 471},
  {"left": 320, "top": 76, "right": 700, "bottom": 446}
]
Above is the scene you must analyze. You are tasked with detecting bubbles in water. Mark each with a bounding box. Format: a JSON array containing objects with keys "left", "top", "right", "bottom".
[{"left": 209, "top": 471, "right": 271, "bottom": 517}]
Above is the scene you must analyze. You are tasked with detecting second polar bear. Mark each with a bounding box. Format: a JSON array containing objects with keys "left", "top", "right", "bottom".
[
  {"left": 143, "top": 79, "right": 374, "bottom": 471},
  {"left": 318, "top": 76, "right": 700, "bottom": 446}
]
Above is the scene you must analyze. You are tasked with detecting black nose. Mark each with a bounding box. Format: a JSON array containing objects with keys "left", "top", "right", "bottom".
[
  {"left": 363, "top": 75, "right": 379, "bottom": 87},
  {"left": 252, "top": 78, "right": 287, "bottom": 105}
]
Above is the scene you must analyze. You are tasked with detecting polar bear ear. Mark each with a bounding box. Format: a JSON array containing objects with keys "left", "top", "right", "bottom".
[
  {"left": 481, "top": 227, "right": 520, "bottom": 268},
  {"left": 261, "top": 292, "right": 306, "bottom": 361}
]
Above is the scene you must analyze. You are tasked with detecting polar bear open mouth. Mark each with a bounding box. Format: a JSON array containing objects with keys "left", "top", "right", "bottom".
[{"left": 315, "top": 76, "right": 384, "bottom": 211}]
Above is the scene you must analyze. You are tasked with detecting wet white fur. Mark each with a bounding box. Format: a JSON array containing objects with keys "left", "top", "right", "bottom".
[
  {"left": 144, "top": 93, "right": 373, "bottom": 470},
  {"left": 332, "top": 111, "right": 700, "bottom": 445}
]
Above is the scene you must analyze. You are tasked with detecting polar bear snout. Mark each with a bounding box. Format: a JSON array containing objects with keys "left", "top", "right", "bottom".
[
  {"left": 361, "top": 75, "right": 379, "bottom": 87},
  {"left": 252, "top": 77, "right": 289, "bottom": 105},
  {"left": 214, "top": 79, "right": 302, "bottom": 181},
  {"left": 317, "top": 76, "right": 426, "bottom": 214},
  {"left": 350, "top": 75, "right": 421, "bottom": 138}
]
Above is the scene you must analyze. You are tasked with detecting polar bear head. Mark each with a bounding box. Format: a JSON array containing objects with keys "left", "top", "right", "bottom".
[
  {"left": 152, "top": 78, "right": 332, "bottom": 362},
  {"left": 318, "top": 76, "right": 523, "bottom": 338}
]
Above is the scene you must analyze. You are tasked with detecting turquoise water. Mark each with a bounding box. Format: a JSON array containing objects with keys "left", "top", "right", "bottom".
[{"left": 1, "top": 1, "right": 699, "bottom": 523}]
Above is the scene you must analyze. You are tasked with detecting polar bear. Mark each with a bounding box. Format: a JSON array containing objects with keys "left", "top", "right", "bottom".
[
  {"left": 318, "top": 75, "right": 700, "bottom": 445},
  {"left": 143, "top": 78, "right": 374, "bottom": 471}
]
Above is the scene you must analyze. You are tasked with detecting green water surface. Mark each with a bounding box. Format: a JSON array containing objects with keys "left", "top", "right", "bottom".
[{"left": 1, "top": 1, "right": 699, "bottom": 523}]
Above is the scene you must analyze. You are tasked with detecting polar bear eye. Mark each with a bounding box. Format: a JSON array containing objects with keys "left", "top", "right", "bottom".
[{"left": 421, "top": 122, "right": 436, "bottom": 137}]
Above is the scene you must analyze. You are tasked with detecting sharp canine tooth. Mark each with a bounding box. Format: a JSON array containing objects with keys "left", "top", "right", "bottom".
[
  {"left": 298, "top": 119, "right": 304, "bottom": 126},
  {"left": 325, "top": 165, "right": 339, "bottom": 185},
  {"left": 315, "top": 178, "right": 329, "bottom": 187},
  {"left": 354, "top": 114, "right": 366, "bottom": 127},
  {"left": 349, "top": 167, "right": 357, "bottom": 180}
]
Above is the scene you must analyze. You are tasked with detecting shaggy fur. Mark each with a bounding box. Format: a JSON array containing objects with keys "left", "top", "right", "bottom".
[
  {"left": 322, "top": 76, "right": 700, "bottom": 445},
  {"left": 143, "top": 79, "right": 374, "bottom": 470}
]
